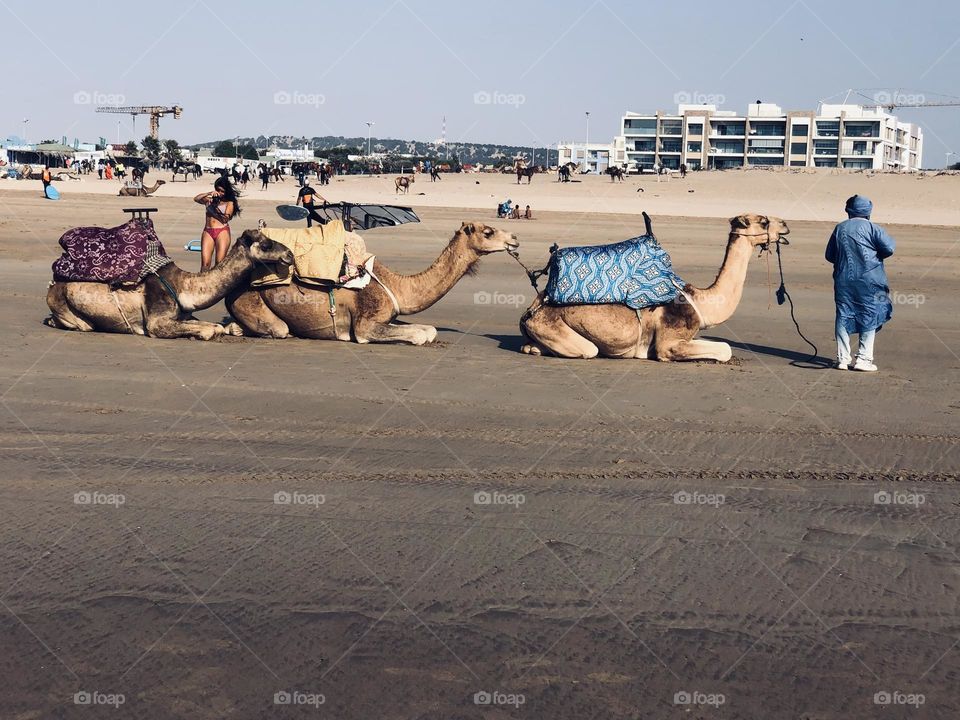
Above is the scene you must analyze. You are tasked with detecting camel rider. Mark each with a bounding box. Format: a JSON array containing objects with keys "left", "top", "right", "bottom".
[
  {"left": 41, "top": 166, "right": 52, "bottom": 196},
  {"left": 825, "top": 195, "right": 895, "bottom": 372},
  {"left": 296, "top": 184, "right": 327, "bottom": 228}
]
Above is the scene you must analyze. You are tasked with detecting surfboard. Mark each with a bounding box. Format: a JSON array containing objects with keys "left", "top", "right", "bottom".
[
  {"left": 44, "top": 185, "right": 60, "bottom": 200},
  {"left": 276, "top": 204, "right": 309, "bottom": 221}
]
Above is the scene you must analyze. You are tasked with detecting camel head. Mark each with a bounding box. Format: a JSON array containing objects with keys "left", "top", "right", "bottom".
[
  {"left": 237, "top": 230, "right": 295, "bottom": 266},
  {"left": 457, "top": 222, "right": 519, "bottom": 254},
  {"left": 156, "top": 180, "right": 167, "bottom": 186},
  {"left": 729, "top": 213, "right": 790, "bottom": 248}
]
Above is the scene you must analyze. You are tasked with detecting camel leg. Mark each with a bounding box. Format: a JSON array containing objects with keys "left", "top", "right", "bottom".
[
  {"left": 45, "top": 285, "right": 95, "bottom": 332},
  {"left": 657, "top": 338, "right": 732, "bottom": 363},
  {"left": 145, "top": 316, "right": 226, "bottom": 341},
  {"left": 355, "top": 321, "right": 437, "bottom": 346},
  {"left": 520, "top": 310, "right": 599, "bottom": 359},
  {"left": 225, "top": 290, "right": 291, "bottom": 338}
]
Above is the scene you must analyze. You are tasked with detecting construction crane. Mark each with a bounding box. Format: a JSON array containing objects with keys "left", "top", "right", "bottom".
[
  {"left": 826, "top": 89, "right": 960, "bottom": 112},
  {"left": 95, "top": 105, "right": 182, "bottom": 139}
]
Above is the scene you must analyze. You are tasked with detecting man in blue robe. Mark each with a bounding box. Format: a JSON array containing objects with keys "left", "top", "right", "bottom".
[{"left": 825, "top": 195, "right": 895, "bottom": 372}]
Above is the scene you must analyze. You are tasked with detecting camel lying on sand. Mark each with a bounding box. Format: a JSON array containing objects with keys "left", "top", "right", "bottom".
[
  {"left": 519, "top": 213, "right": 789, "bottom": 362},
  {"left": 46, "top": 232, "right": 293, "bottom": 340},
  {"left": 226, "top": 222, "right": 518, "bottom": 345},
  {"left": 118, "top": 180, "right": 166, "bottom": 197}
]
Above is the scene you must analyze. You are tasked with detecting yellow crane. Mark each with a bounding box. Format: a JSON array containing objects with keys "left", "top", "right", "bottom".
[{"left": 95, "top": 105, "right": 182, "bottom": 139}]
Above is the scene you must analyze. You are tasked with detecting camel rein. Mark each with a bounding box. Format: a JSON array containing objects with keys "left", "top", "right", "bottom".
[
  {"left": 757, "top": 235, "right": 822, "bottom": 367},
  {"left": 507, "top": 246, "right": 554, "bottom": 291}
]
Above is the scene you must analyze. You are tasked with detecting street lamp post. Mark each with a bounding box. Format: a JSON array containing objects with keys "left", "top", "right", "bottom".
[
  {"left": 22, "top": 118, "right": 29, "bottom": 145},
  {"left": 585, "top": 111, "right": 590, "bottom": 172},
  {"left": 948, "top": 151, "right": 955, "bottom": 169},
  {"left": 366, "top": 122, "right": 375, "bottom": 157}
]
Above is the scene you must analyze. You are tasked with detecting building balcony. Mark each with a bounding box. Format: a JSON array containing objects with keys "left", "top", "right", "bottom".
[
  {"left": 623, "top": 129, "right": 657, "bottom": 136},
  {"left": 747, "top": 149, "right": 785, "bottom": 155}
]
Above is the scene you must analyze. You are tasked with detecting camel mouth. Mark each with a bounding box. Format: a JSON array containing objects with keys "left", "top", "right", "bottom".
[{"left": 505, "top": 239, "right": 520, "bottom": 251}]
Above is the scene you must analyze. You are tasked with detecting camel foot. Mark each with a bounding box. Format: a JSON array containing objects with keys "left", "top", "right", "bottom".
[
  {"left": 408, "top": 326, "right": 436, "bottom": 346},
  {"left": 521, "top": 343, "right": 542, "bottom": 356},
  {"left": 223, "top": 322, "right": 245, "bottom": 337},
  {"left": 191, "top": 324, "right": 226, "bottom": 341}
]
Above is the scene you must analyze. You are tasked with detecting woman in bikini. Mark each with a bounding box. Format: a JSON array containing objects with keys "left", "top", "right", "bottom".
[{"left": 194, "top": 176, "right": 241, "bottom": 271}]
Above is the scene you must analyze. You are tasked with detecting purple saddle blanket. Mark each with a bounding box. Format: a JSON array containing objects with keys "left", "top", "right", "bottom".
[{"left": 52, "top": 219, "right": 172, "bottom": 284}]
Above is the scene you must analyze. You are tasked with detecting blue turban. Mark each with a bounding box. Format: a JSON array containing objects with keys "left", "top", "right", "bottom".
[{"left": 845, "top": 195, "right": 873, "bottom": 218}]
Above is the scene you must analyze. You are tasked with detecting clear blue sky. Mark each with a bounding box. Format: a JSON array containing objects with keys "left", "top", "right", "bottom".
[{"left": 3, "top": 0, "right": 958, "bottom": 164}]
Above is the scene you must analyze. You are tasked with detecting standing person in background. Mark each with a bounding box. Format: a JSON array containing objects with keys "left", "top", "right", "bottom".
[
  {"left": 97, "top": 162, "right": 104, "bottom": 180},
  {"left": 240, "top": 165, "right": 249, "bottom": 189},
  {"left": 296, "top": 183, "right": 327, "bottom": 228},
  {"left": 825, "top": 195, "right": 895, "bottom": 372},
  {"left": 260, "top": 164, "right": 270, "bottom": 190},
  {"left": 104, "top": 163, "right": 113, "bottom": 180},
  {"left": 40, "top": 166, "right": 52, "bottom": 197}
]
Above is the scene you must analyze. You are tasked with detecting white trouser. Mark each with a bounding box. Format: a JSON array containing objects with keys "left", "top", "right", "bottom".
[{"left": 836, "top": 320, "right": 875, "bottom": 363}]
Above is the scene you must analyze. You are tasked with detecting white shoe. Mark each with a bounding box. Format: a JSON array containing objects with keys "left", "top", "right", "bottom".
[
  {"left": 834, "top": 360, "right": 850, "bottom": 370},
  {"left": 852, "top": 359, "right": 878, "bottom": 372}
]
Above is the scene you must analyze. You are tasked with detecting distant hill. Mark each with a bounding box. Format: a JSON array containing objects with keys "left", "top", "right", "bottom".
[{"left": 189, "top": 135, "right": 557, "bottom": 166}]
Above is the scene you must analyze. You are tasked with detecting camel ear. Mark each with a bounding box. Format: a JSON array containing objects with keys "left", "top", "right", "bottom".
[
  {"left": 461, "top": 222, "right": 475, "bottom": 235},
  {"left": 731, "top": 214, "right": 751, "bottom": 229}
]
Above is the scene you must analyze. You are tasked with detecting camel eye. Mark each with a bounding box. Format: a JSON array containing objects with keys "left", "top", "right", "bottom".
[
  {"left": 761, "top": 218, "right": 769, "bottom": 228},
  {"left": 483, "top": 228, "right": 493, "bottom": 237},
  {"left": 259, "top": 239, "right": 273, "bottom": 250}
]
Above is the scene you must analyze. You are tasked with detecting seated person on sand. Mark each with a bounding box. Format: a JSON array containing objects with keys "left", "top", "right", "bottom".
[
  {"left": 510, "top": 204, "right": 521, "bottom": 220},
  {"left": 524, "top": 205, "right": 533, "bottom": 220},
  {"left": 497, "top": 199, "right": 513, "bottom": 219}
]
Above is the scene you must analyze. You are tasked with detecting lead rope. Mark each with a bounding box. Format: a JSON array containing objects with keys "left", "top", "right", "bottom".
[
  {"left": 773, "top": 240, "right": 825, "bottom": 368},
  {"left": 507, "top": 247, "right": 553, "bottom": 291},
  {"left": 328, "top": 288, "right": 339, "bottom": 339}
]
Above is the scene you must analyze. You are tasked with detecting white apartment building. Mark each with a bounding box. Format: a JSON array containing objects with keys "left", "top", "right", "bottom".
[
  {"left": 618, "top": 102, "right": 923, "bottom": 172},
  {"left": 556, "top": 140, "right": 628, "bottom": 173}
]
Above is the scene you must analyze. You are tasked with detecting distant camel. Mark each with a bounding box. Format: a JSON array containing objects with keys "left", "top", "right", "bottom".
[
  {"left": 606, "top": 166, "right": 626, "bottom": 182},
  {"left": 118, "top": 180, "right": 166, "bottom": 197},
  {"left": 395, "top": 175, "right": 414, "bottom": 194}
]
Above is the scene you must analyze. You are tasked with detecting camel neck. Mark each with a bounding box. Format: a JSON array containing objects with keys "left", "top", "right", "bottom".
[
  {"left": 159, "top": 244, "right": 253, "bottom": 312},
  {"left": 371, "top": 233, "right": 481, "bottom": 315},
  {"left": 690, "top": 233, "right": 753, "bottom": 328}
]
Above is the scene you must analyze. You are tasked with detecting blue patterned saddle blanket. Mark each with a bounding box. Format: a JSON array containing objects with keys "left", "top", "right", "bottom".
[{"left": 544, "top": 235, "right": 684, "bottom": 309}]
